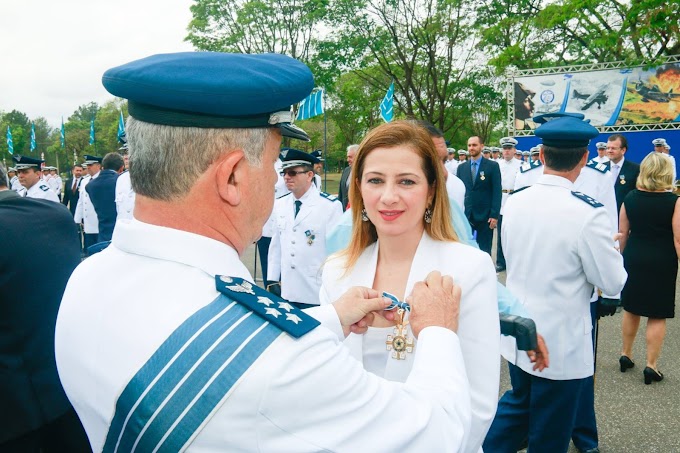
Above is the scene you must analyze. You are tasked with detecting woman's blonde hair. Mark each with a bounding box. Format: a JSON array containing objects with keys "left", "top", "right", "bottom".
[
  {"left": 340, "top": 120, "right": 458, "bottom": 271},
  {"left": 637, "top": 152, "right": 675, "bottom": 192}
]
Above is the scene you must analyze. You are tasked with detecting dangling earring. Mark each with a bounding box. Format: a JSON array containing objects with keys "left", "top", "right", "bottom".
[
  {"left": 361, "top": 208, "right": 369, "bottom": 222},
  {"left": 424, "top": 208, "right": 432, "bottom": 224}
]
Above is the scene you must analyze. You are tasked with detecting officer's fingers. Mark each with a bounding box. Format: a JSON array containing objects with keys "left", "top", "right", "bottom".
[
  {"left": 360, "top": 296, "right": 392, "bottom": 315},
  {"left": 442, "top": 275, "right": 454, "bottom": 296},
  {"left": 425, "top": 271, "right": 443, "bottom": 290}
]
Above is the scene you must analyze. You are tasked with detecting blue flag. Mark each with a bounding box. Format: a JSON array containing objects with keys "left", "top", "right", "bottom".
[
  {"left": 6, "top": 126, "right": 13, "bottom": 155},
  {"left": 117, "top": 111, "right": 126, "bottom": 143},
  {"left": 30, "top": 123, "right": 37, "bottom": 151},
  {"left": 89, "top": 118, "right": 96, "bottom": 145},
  {"left": 380, "top": 82, "right": 394, "bottom": 123},
  {"left": 296, "top": 90, "right": 324, "bottom": 121},
  {"left": 60, "top": 118, "right": 65, "bottom": 148}
]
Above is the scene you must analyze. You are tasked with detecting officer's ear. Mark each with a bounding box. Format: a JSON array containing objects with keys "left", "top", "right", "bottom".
[{"left": 215, "top": 149, "right": 247, "bottom": 206}]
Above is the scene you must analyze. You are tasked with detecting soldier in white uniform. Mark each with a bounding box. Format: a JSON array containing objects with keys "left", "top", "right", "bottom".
[
  {"left": 74, "top": 155, "right": 102, "bottom": 249},
  {"left": 514, "top": 148, "right": 523, "bottom": 161},
  {"left": 590, "top": 141, "right": 610, "bottom": 166},
  {"left": 496, "top": 137, "right": 522, "bottom": 272},
  {"left": 46, "top": 167, "right": 63, "bottom": 197},
  {"left": 268, "top": 148, "right": 343, "bottom": 305},
  {"left": 445, "top": 148, "right": 459, "bottom": 174},
  {"left": 55, "top": 51, "right": 473, "bottom": 452},
  {"left": 484, "top": 112, "right": 627, "bottom": 453},
  {"left": 8, "top": 166, "right": 25, "bottom": 196},
  {"left": 11, "top": 155, "right": 60, "bottom": 202},
  {"left": 653, "top": 138, "right": 676, "bottom": 182},
  {"left": 458, "top": 149, "right": 468, "bottom": 162},
  {"left": 114, "top": 144, "right": 136, "bottom": 222}
]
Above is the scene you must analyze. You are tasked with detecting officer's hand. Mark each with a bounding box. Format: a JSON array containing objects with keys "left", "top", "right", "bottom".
[
  {"left": 407, "top": 271, "right": 461, "bottom": 338},
  {"left": 488, "top": 218, "right": 498, "bottom": 229},
  {"left": 332, "top": 287, "right": 393, "bottom": 337},
  {"left": 597, "top": 298, "right": 619, "bottom": 318},
  {"left": 526, "top": 334, "right": 550, "bottom": 371},
  {"left": 265, "top": 281, "right": 281, "bottom": 297}
]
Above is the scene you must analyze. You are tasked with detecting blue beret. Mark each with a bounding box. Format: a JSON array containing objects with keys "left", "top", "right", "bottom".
[
  {"left": 280, "top": 148, "right": 320, "bottom": 169},
  {"left": 534, "top": 112, "right": 598, "bottom": 148},
  {"left": 102, "top": 52, "right": 314, "bottom": 141},
  {"left": 12, "top": 155, "right": 44, "bottom": 170},
  {"left": 84, "top": 155, "right": 103, "bottom": 165}
]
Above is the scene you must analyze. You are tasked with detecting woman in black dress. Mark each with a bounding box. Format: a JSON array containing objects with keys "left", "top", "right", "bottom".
[{"left": 618, "top": 152, "right": 680, "bottom": 384}]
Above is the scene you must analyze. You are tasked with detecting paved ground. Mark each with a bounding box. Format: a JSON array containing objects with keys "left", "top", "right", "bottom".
[{"left": 240, "top": 238, "right": 680, "bottom": 452}]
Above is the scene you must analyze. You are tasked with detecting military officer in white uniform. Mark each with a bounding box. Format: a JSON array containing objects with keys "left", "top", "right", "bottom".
[
  {"left": 653, "top": 138, "right": 676, "bottom": 181},
  {"left": 484, "top": 112, "right": 627, "bottom": 453},
  {"left": 496, "top": 137, "right": 522, "bottom": 272},
  {"left": 46, "top": 167, "right": 63, "bottom": 197},
  {"left": 55, "top": 51, "right": 474, "bottom": 453},
  {"left": 115, "top": 144, "right": 136, "bottom": 222},
  {"left": 590, "top": 141, "right": 610, "bottom": 166},
  {"left": 74, "top": 155, "right": 102, "bottom": 249},
  {"left": 11, "top": 155, "right": 60, "bottom": 202},
  {"left": 8, "top": 166, "right": 26, "bottom": 196},
  {"left": 268, "top": 148, "right": 343, "bottom": 305}
]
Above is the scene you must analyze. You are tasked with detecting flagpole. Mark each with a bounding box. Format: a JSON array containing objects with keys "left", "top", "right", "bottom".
[{"left": 323, "top": 88, "right": 328, "bottom": 193}]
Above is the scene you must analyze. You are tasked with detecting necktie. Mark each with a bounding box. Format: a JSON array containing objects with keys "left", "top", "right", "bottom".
[
  {"left": 471, "top": 161, "right": 478, "bottom": 181},
  {"left": 72, "top": 178, "right": 78, "bottom": 194},
  {"left": 612, "top": 164, "right": 620, "bottom": 182},
  {"left": 294, "top": 200, "right": 302, "bottom": 218}
]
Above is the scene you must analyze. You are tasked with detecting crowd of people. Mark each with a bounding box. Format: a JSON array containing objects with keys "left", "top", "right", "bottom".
[{"left": 1, "top": 50, "right": 678, "bottom": 452}]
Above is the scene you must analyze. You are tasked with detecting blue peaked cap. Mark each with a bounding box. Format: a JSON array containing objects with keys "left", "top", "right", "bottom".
[
  {"left": 280, "top": 148, "right": 320, "bottom": 169},
  {"left": 12, "top": 155, "right": 44, "bottom": 169},
  {"left": 102, "top": 52, "right": 314, "bottom": 141},
  {"left": 533, "top": 112, "right": 598, "bottom": 148}
]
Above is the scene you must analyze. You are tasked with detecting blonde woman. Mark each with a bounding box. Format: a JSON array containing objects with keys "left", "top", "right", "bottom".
[
  {"left": 320, "top": 121, "right": 500, "bottom": 453},
  {"left": 619, "top": 152, "right": 680, "bottom": 384}
]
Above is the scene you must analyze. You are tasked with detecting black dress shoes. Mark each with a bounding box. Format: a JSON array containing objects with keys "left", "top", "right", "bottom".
[
  {"left": 619, "top": 355, "right": 635, "bottom": 372},
  {"left": 643, "top": 366, "right": 664, "bottom": 385}
]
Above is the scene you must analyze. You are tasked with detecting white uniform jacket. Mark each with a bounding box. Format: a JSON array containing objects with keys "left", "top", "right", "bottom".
[
  {"left": 268, "top": 185, "right": 343, "bottom": 305},
  {"left": 498, "top": 158, "right": 522, "bottom": 215},
  {"left": 500, "top": 175, "right": 627, "bottom": 380},
  {"left": 10, "top": 176, "right": 25, "bottom": 196},
  {"left": 320, "top": 232, "right": 500, "bottom": 453},
  {"left": 261, "top": 159, "right": 288, "bottom": 238},
  {"left": 47, "top": 176, "right": 62, "bottom": 197},
  {"left": 445, "top": 159, "right": 460, "bottom": 174},
  {"left": 55, "top": 219, "right": 472, "bottom": 452},
  {"left": 114, "top": 171, "right": 136, "bottom": 221},
  {"left": 446, "top": 170, "right": 466, "bottom": 210},
  {"left": 74, "top": 173, "right": 99, "bottom": 234},
  {"left": 25, "top": 180, "right": 60, "bottom": 202}
]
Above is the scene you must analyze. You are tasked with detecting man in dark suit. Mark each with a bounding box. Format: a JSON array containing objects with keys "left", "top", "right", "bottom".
[
  {"left": 337, "top": 144, "right": 358, "bottom": 211},
  {"left": 607, "top": 133, "right": 640, "bottom": 215},
  {"left": 456, "top": 135, "right": 502, "bottom": 255},
  {"left": 0, "top": 164, "right": 91, "bottom": 452},
  {"left": 62, "top": 164, "right": 84, "bottom": 215},
  {"left": 86, "top": 152, "right": 125, "bottom": 243}
]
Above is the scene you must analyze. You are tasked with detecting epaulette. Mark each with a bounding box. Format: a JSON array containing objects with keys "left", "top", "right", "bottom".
[
  {"left": 572, "top": 191, "right": 603, "bottom": 207},
  {"left": 215, "top": 276, "right": 319, "bottom": 338},
  {"left": 40, "top": 184, "right": 49, "bottom": 192},
  {"left": 511, "top": 185, "right": 530, "bottom": 195},
  {"left": 585, "top": 160, "right": 610, "bottom": 174},
  {"left": 320, "top": 191, "right": 342, "bottom": 204},
  {"left": 276, "top": 192, "right": 291, "bottom": 200},
  {"left": 520, "top": 161, "right": 541, "bottom": 173}
]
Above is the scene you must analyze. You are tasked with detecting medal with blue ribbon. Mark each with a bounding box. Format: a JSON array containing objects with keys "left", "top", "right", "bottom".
[{"left": 382, "top": 292, "right": 414, "bottom": 359}]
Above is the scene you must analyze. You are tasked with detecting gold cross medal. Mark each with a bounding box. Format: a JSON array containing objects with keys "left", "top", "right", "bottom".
[
  {"left": 619, "top": 175, "right": 626, "bottom": 185},
  {"left": 383, "top": 292, "right": 414, "bottom": 360},
  {"left": 480, "top": 171, "right": 486, "bottom": 181},
  {"left": 305, "top": 230, "right": 315, "bottom": 246}
]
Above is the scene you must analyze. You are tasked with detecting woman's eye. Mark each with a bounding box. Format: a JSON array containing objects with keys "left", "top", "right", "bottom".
[
  {"left": 400, "top": 179, "right": 415, "bottom": 186},
  {"left": 367, "top": 178, "right": 383, "bottom": 184}
]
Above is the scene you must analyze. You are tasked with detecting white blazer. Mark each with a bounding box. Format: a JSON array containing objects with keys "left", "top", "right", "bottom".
[{"left": 320, "top": 232, "right": 500, "bottom": 453}]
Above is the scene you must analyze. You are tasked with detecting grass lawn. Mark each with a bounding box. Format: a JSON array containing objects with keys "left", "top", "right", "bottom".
[{"left": 317, "top": 172, "right": 342, "bottom": 196}]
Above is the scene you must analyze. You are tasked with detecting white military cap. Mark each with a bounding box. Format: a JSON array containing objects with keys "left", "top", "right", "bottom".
[
  {"left": 500, "top": 137, "right": 518, "bottom": 147},
  {"left": 652, "top": 138, "right": 668, "bottom": 146},
  {"left": 596, "top": 142, "right": 607, "bottom": 150},
  {"left": 522, "top": 150, "right": 530, "bottom": 156},
  {"left": 530, "top": 146, "right": 540, "bottom": 155}
]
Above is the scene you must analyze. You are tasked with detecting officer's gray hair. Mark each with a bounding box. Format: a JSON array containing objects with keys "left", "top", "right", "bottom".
[
  {"left": 127, "top": 117, "right": 271, "bottom": 201},
  {"left": 0, "top": 163, "right": 7, "bottom": 188}
]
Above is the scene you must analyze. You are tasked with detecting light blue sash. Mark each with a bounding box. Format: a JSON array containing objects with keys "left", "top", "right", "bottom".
[{"left": 103, "top": 294, "right": 281, "bottom": 453}]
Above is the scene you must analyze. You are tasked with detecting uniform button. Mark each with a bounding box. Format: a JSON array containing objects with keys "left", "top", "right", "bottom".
[
  {"left": 291, "top": 253, "right": 295, "bottom": 257},
  {"left": 293, "top": 228, "right": 297, "bottom": 232},
  {"left": 292, "top": 240, "right": 295, "bottom": 244},
  {"left": 291, "top": 265, "right": 296, "bottom": 269}
]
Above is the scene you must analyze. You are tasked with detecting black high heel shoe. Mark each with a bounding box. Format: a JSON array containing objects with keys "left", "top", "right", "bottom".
[
  {"left": 643, "top": 367, "right": 664, "bottom": 385},
  {"left": 619, "top": 355, "right": 635, "bottom": 372}
]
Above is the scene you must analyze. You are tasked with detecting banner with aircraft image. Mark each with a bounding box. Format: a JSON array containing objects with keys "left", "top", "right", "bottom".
[{"left": 512, "top": 62, "right": 680, "bottom": 131}]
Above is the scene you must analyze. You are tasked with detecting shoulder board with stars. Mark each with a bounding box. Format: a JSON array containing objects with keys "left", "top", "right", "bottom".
[
  {"left": 585, "top": 160, "right": 610, "bottom": 174},
  {"left": 276, "top": 192, "right": 291, "bottom": 200},
  {"left": 571, "top": 191, "right": 603, "bottom": 208},
  {"left": 320, "top": 191, "right": 341, "bottom": 204},
  {"left": 520, "top": 162, "right": 538, "bottom": 173},
  {"left": 215, "top": 275, "right": 320, "bottom": 338}
]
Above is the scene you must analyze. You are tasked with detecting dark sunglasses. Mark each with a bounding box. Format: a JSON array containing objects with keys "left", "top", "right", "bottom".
[{"left": 280, "top": 170, "right": 310, "bottom": 177}]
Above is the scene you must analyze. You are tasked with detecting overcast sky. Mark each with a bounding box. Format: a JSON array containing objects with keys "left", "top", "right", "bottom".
[{"left": 0, "top": 0, "right": 195, "bottom": 129}]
